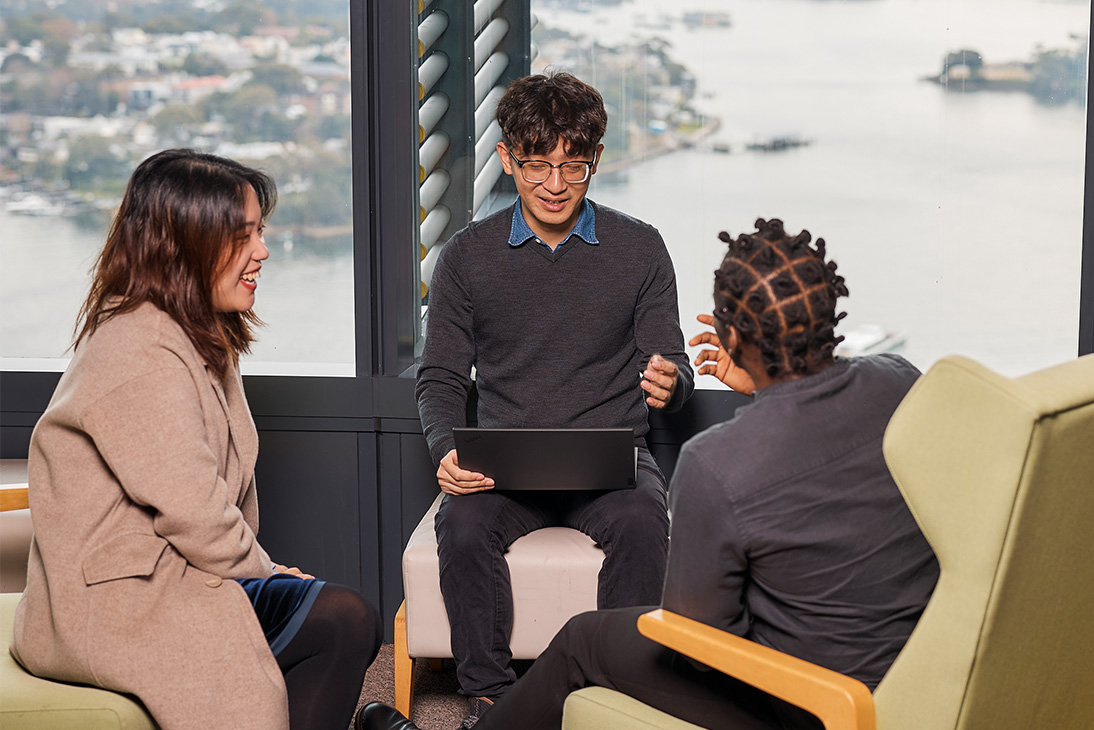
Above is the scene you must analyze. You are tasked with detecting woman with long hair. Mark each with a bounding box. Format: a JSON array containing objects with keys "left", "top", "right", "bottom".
[{"left": 11, "top": 149, "right": 381, "bottom": 730}]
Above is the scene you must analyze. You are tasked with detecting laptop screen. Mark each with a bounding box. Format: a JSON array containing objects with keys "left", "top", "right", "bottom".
[{"left": 452, "top": 428, "right": 637, "bottom": 491}]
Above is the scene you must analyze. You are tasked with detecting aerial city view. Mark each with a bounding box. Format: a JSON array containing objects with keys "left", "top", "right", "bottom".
[{"left": 1, "top": 0, "right": 1089, "bottom": 375}]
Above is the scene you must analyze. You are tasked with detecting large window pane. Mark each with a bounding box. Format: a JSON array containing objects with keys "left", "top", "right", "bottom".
[
  {"left": 531, "top": 0, "right": 1089, "bottom": 382},
  {"left": 0, "top": 1, "right": 354, "bottom": 376}
]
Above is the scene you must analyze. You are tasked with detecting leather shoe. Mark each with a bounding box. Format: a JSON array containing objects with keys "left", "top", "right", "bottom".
[{"left": 355, "top": 703, "right": 421, "bottom": 730}]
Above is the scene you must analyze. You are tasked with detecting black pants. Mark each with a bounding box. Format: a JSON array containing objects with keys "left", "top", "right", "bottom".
[
  {"left": 475, "top": 607, "right": 823, "bottom": 730},
  {"left": 434, "top": 446, "right": 670, "bottom": 699}
]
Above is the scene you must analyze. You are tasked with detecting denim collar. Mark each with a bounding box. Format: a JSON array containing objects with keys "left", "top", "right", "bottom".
[{"left": 508, "top": 198, "right": 599, "bottom": 249}]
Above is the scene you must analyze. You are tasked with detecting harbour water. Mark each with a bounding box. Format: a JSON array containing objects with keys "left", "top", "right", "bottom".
[
  {"left": 542, "top": 0, "right": 1090, "bottom": 378},
  {"left": 1, "top": 0, "right": 1089, "bottom": 379}
]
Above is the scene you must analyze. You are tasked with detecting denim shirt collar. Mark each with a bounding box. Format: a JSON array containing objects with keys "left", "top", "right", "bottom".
[{"left": 508, "top": 198, "right": 599, "bottom": 249}]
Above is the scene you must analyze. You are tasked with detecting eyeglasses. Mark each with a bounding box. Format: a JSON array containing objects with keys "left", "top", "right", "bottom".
[{"left": 507, "top": 149, "right": 595, "bottom": 184}]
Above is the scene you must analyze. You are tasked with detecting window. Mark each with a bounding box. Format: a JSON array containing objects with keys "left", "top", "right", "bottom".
[
  {"left": 529, "top": 0, "right": 1090, "bottom": 382},
  {"left": 0, "top": 1, "right": 355, "bottom": 376}
]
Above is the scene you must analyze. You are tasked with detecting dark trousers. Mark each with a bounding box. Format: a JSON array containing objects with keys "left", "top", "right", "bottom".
[
  {"left": 476, "top": 607, "right": 824, "bottom": 730},
  {"left": 435, "top": 446, "right": 669, "bottom": 699}
]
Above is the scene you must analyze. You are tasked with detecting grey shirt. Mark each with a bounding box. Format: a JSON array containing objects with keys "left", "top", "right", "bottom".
[
  {"left": 416, "top": 201, "right": 694, "bottom": 466},
  {"left": 663, "top": 354, "right": 939, "bottom": 689}
]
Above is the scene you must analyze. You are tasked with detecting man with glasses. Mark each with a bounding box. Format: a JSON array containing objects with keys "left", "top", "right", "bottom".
[{"left": 414, "top": 71, "right": 694, "bottom": 728}]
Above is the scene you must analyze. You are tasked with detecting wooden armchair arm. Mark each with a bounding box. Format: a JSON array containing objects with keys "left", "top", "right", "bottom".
[
  {"left": 637, "top": 609, "right": 876, "bottom": 730},
  {"left": 0, "top": 485, "right": 29, "bottom": 512}
]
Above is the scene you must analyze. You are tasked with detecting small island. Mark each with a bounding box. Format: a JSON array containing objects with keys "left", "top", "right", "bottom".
[{"left": 924, "top": 37, "right": 1088, "bottom": 105}]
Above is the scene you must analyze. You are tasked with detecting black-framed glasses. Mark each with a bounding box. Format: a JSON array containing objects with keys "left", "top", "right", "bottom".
[{"left": 507, "top": 148, "right": 595, "bottom": 184}]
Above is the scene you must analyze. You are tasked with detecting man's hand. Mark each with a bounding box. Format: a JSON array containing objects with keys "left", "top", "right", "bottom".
[
  {"left": 438, "top": 448, "right": 495, "bottom": 495},
  {"left": 689, "top": 314, "right": 756, "bottom": 396},
  {"left": 641, "top": 353, "right": 679, "bottom": 410}
]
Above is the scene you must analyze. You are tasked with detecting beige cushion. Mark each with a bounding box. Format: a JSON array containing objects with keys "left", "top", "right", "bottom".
[
  {"left": 402, "top": 493, "right": 603, "bottom": 658},
  {"left": 1, "top": 593, "right": 158, "bottom": 729},
  {"left": 563, "top": 687, "right": 704, "bottom": 730}
]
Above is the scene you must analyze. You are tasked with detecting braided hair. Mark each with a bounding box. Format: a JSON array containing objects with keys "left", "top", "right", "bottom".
[{"left": 713, "top": 218, "right": 849, "bottom": 379}]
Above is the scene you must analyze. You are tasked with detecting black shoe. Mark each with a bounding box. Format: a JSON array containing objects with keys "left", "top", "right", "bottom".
[
  {"left": 355, "top": 703, "right": 421, "bottom": 730},
  {"left": 458, "top": 696, "right": 495, "bottom": 729}
]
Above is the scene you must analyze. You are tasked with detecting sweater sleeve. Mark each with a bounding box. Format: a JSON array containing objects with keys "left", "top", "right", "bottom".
[
  {"left": 662, "top": 439, "right": 750, "bottom": 637},
  {"left": 634, "top": 234, "right": 694, "bottom": 412},
  {"left": 81, "top": 367, "right": 273, "bottom": 580},
  {"left": 416, "top": 235, "right": 476, "bottom": 466}
]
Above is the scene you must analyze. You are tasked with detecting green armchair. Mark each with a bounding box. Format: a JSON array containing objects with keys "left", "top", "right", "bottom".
[
  {"left": 562, "top": 354, "right": 1094, "bottom": 730},
  {"left": 1, "top": 485, "right": 159, "bottom": 730}
]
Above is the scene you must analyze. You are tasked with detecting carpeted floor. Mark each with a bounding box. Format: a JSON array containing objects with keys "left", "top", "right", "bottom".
[{"left": 354, "top": 644, "right": 467, "bottom": 730}]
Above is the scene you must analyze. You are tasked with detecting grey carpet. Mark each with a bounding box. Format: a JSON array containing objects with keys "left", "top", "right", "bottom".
[{"left": 354, "top": 644, "right": 466, "bottom": 730}]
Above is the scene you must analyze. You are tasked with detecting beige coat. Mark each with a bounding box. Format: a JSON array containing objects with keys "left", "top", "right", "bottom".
[{"left": 10, "top": 303, "right": 290, "bottom": 730}]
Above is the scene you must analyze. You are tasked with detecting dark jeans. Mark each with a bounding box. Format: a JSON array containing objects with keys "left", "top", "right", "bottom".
[
  {"left": 435, "top": 446, "right": 669, "bottom": 699},
  {"left": 476, "top": 607, "right": 824, "bottom": 730}
]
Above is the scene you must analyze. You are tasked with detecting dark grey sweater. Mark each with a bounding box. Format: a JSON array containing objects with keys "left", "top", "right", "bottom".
[
  {"left": 416, "top": 201, "right": 694, "bottom": 466},
  {"left": 663, "top": 354, "right": 939, "bottom": 689}
]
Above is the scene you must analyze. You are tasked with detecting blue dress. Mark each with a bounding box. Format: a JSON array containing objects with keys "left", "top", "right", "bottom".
[{"left": 237, "top": 573, "right": 326, "bottom": 656}]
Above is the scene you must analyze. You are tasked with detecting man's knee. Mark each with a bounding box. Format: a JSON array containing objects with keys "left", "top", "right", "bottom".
[
  {"left": 607, "top": 487, "right": 669, "bottom": 540},
  {"left": 436, "top": 494, "right": 499, "bottom": 553}
]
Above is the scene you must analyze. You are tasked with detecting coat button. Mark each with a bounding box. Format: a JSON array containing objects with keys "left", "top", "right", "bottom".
[{"left": 205, "top": 577, "right": 223, "bottom": 587}]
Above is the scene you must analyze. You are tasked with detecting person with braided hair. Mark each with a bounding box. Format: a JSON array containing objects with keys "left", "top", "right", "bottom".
[
  {"left": 689, "top": 217, "right": 850, "bottom": 396},
  {"left": 361, "top": 219, "right": 938, "bottom": 730}
]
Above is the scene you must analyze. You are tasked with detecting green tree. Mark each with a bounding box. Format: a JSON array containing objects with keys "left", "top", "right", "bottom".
[
  {"left": 63, "top": 136, "right": 127, "bottom": 192},
  {"left": 152, "top": 105, "right": 203, "bottom": 143},
  {"left": 944, "top": 49, "right": 984, "bottom": 76},
  {"left": 42, "top": 38, "right": 71, "bottom": 68},
  {"left": 218, "top": 83, "right": 279, "bottom": 125},
  {"left": 1031, "top": 47, "right": 1086, "bottom": 104},
  {"left": 250, "top": 64, "right": 307, "bottom": 96},
  {"left": 2, "top": 14, "right": 51, "bottom": 46},
  {"left": 215, "top": 0, "right": 277, "bottom": 36},
  {"left": 183, "top": 52, "right": 230, "bottom": 78}
]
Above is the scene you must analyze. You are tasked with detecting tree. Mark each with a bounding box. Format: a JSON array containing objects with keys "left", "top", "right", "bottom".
[
  {"left": 250, "top": 64, "right": 307, "bottom": 96},
  {"left": 64, "top": 136, "right": 128, "bottom": 192},
  {"left": 944, "top": 49, "right": 983, "bottom": 75},
  {"left": 152, "top": 105, "right": 203, "bottom": 143},
  {"left": 182, "top": 52, "right": 230, "bottom": 78}
]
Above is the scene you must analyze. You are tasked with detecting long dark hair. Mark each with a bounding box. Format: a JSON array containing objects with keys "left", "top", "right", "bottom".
[{"left": 76, "top": 149, "right": 277, "bottom": 378}]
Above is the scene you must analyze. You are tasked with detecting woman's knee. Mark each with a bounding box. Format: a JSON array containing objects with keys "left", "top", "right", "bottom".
[{"left": 315, "top": 585, "right": 382, "bottom": 658}]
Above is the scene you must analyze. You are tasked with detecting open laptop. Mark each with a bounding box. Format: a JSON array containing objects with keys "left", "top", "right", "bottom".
[{"left": 452, "top": 427, "right": 637, "bottom": 491}]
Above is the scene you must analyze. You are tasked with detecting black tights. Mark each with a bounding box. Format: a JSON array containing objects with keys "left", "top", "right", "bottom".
[{"left": 275, "top": 584, "right": 383, "bottom": 730}]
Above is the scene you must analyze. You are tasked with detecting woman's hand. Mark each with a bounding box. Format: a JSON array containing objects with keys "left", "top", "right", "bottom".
[
  {"left": 273, "top": 563, "right": 315, "bottom": 580},
  {"left": 689, "top": 314, "right": 756, "bottom": 396}
]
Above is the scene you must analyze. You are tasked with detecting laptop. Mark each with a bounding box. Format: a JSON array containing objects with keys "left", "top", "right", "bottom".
[{"left": 452, "top": 427, "right": 637, "bottom": 491}]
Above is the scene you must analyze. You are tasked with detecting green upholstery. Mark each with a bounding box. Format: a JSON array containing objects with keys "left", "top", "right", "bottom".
[
  {"left": 563, "top": 687, "right": 704, "bottom": 730},
  {"left": 875, "top": 354, "right": 1094, "bottom": 730},
  {"left": 561, "top": 354, "right": 1094, "bottom": 730},
  {"left": 0, "top": 593, "right": 159, "bottom": 730}
]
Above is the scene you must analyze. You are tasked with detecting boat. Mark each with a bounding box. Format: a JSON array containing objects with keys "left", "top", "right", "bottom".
[
  {"left": 745, "top": 135, "right": 812, "bottom": 152},
  {"left": 4, "top": 194, "right": 67, "bottom": 217},
  {"left": 682, "top": 11, "right": 732, "bottom": 29},
  {"left": 834, "top": 324, "right": 907, "bottom": 357}
]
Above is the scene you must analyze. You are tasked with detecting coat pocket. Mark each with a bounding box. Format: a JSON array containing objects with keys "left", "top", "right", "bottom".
[{"left": 83, "top": 532, "right": 170, "bottom": 585}]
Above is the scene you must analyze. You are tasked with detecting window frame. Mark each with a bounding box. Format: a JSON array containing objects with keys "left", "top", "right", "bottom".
[{"left": 1, "top": 4, "right": 1091, "bottom": 430}]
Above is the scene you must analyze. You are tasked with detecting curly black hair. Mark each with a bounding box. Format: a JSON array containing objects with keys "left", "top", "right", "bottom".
[
  {"left": 713, "top": 218, "right": 849, "bottom": 379},
  {"left": 495, "top": 70, "right": 607, "bottom": 158}
]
